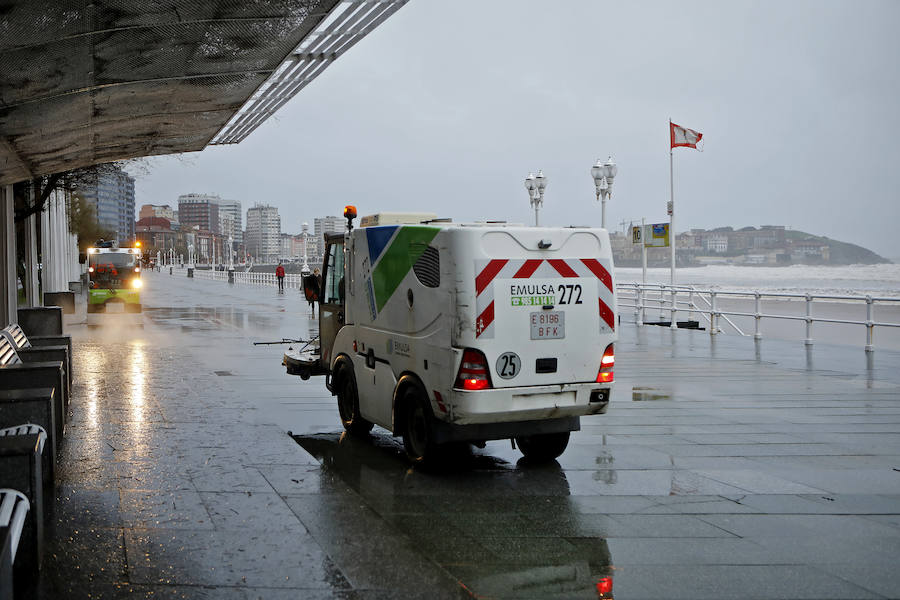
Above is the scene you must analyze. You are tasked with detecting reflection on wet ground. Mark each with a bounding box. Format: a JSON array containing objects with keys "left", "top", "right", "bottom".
[
  {"left": 25, "top": 271, "right": 900, "bottom": 599},
  {"left": 296, "top": 432, "right": 615, "bottom": 599},
  {"left": 145, "top": 305, "right": 284, "bottom": 332}
]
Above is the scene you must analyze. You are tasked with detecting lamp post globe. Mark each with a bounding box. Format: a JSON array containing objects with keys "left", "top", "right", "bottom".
[
  {"left": 525, "top": 172, "right": 537, "bottom": 226},
  {"left": 591, "top": 160, "right": 604, "bottom": 187},
  {"left": 603, "top": 156, "right": 617, "bottom": 185},
  {"left": 535, "top": 170, "right": 547, "bottom": 194},
  {"left": 591, "top": 156, "right": 617, "bottom": 229}
]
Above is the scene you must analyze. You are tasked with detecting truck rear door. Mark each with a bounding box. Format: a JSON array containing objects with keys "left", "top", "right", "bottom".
[{"left": 472, "top": 229, "right": 616, "bottom": 387}]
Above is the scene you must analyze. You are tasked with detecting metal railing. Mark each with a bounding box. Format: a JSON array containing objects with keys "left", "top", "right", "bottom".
[
  {"left": 617, "top": 282, "right": 900, "bottom": 352},
  {"left": 189, "top": 268, "right": 305, "bottom": 290}
]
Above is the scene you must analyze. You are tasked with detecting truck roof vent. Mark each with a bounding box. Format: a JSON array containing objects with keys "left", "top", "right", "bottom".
[{"left": 412, "top": 245, "right": 440, "bottom": 288}]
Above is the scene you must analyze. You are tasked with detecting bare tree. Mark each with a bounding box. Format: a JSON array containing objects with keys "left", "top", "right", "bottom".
[{"left": 14, "top": 159, "right": 148, "bottom": 224}]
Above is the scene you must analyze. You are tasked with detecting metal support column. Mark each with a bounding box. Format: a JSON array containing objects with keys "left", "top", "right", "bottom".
[
  {"left": 42, "top": 189, "right": 67, "bottom": 294},
  {"left": 40, "top": 196, "right": 51, "bottom": 291},
  {"left": 0, "top": 185, "right": 17, "bottom": 326},
  {"left": 23, "top": 186, "right": 40, "bottom": 305}
]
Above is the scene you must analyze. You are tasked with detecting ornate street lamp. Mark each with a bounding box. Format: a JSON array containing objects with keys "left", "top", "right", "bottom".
[
  {"left": 524, "top": 170, "right": 548, "bottom": 226},
  {"left": 301, "top": 222, "right": 310, "bottom": 276},
  {"left": 591, "top": 156, "right": 617, "bottom": 229}
]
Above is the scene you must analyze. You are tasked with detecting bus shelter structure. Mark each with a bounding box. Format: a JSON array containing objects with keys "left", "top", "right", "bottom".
[{"left": 0, "top": 0, "right": 407, "bottom": 325}]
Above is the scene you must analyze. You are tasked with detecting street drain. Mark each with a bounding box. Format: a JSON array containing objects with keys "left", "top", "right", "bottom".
[{"left": 214, "top": 371, "right": 233, "bottom": 376}]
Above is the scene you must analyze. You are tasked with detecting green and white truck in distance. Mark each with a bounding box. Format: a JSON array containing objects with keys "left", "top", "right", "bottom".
[{"left": 87, "top": 241, "right": 143, "bottom": 313}]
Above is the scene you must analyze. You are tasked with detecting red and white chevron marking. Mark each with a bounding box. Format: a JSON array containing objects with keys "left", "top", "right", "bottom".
[{"left": 474, "top": 258, "right": 615, "bottom": 339}]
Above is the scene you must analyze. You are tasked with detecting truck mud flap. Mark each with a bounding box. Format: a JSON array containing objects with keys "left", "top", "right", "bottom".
[{"left": 431, "top": 416, "right": 580, "bottom": 445}]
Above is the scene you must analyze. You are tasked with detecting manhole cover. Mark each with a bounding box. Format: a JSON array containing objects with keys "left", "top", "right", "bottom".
[{"left": 214, "top": 371, "right": 233, "bottom": 376}]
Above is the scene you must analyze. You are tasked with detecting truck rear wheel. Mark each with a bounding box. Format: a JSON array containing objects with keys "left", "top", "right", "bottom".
[
  {"left": 516, "top": 432, "right": 570, "bottom": 462},
  {"left": 401, "top": 387, "right": 439, "bottom": 466},
  {"left": 336, "top": 367, "right": 373, "bottom": 435}
]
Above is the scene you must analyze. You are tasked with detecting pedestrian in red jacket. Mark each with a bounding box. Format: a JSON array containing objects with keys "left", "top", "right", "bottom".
[{"left": 275, "top": 263, "right": 285, "bottom": 290}]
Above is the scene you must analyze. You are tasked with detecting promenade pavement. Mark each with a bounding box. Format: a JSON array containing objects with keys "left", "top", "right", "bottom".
[{"left": 27, "top": 268, "right": 900, "bottom": 599}]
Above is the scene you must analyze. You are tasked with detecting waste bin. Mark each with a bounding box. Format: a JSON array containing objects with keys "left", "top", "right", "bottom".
[
  {"left": 187, "top": 268, "right": 194, "bottom": 278},
  {"left": 228, "top": 270, "right": 235, "bottom": 284}
]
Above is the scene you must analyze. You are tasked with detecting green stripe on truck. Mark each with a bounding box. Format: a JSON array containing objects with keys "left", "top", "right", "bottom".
[{"left": 371, "top": 226, "right": 439, "bottom": 312}]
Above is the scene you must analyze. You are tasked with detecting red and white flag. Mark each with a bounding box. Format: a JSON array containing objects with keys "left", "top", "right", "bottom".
[{"left": 670, "top": 122, "right": 703, "bottom": 149}]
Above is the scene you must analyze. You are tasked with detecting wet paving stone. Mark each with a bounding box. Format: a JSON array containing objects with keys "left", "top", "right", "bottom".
[
  {"left": 124, "top": 528, "right": 350, "bottom": 589},
  {"left": 53, "top": 487, "right": 122, "bottom": 527},
  {"left": 119, "top": 490, "right": 214, "bottom": 529},
  {"left": 200, "top": 491, "right": 306, "bottom": 532}
]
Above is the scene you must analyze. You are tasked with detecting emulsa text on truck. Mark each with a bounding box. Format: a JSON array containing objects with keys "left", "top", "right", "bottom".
[{"left": 285, "top": 208, "right": 617, "bottom": 465}]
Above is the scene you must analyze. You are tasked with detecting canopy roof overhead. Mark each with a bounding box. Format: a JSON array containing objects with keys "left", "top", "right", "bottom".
[{"left": 0, "top": 0, "right": 407, "bottom": 185}]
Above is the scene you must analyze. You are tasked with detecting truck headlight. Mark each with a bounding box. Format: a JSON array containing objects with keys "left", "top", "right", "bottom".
[{"left": 131, "top": 279, "right": 143, "bottom": 289}]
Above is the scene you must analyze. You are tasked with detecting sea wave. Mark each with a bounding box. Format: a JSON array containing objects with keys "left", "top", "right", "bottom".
[{"left": 614, "top": 263, "right": 900, "bottom": 298}]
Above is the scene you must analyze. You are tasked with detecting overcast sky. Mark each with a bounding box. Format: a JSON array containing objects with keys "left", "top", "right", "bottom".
[{"left": 132, "top": 0, "right": 900, "bottom": 259}]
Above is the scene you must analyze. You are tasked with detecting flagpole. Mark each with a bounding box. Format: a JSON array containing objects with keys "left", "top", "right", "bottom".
[
  {"left": 669, "top": 119, "right": 677, "bottom": 329},
  {"left": 669, "top": 120, "right": 675, "bottom": 287}
]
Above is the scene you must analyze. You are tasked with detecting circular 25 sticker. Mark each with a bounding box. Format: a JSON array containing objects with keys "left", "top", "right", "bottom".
[{"left": 496, "top": 352, "right": 521, "bottom": 380}]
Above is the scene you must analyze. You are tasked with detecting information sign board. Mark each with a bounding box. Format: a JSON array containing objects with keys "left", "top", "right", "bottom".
[{"left": 646, "top": 223, "right": 670, "bottom": 247}]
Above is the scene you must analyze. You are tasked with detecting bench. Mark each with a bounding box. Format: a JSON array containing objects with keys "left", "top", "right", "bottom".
[
  {"left": 0, "top": 426, "right": 45, "bottom": 571},
  {"left": 1, "top": 324, "right": 71, "bottom": 394},
  {"left": 0, "top": 489, "right": 29, "bottom": 599},
  {"left": 15, "top": 307, "right": 62, "bottom": 338},
  {"left": 0, "top": 337, "right": 66, "bottom": 451},
  {"left": 0, "top": 393, "right": 56, "bottom": 486}
]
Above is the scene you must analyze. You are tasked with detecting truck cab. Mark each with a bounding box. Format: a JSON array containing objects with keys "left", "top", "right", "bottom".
[{"left": 285, "top": 209, "right": 617, "bottom": 465}]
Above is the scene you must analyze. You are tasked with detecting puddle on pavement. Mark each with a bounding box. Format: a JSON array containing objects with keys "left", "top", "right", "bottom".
[
  {"left": 85, "top": 312, "right": 144, "bottom": 330},
  {"left": 631, "top": 386, "right": 672, "bottom": 401},
  {"left": 143, "top": 306, "right": 282, "bottom": 331}
]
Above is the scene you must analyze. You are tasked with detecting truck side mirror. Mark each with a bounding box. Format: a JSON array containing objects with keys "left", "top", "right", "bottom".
[{"left": 303, "top": 274, "right": 320, "bottom": 303}]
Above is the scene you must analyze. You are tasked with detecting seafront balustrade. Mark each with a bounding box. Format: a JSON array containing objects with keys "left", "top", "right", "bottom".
[
  {"left": 187, "top": 268, "right": 305, "bottom": 290},
  {"left": 617, "top": 282, "right": 900, "bottom": 352},
  {"left": 173, "top": 269, "right": 900, "bottom": 352}
]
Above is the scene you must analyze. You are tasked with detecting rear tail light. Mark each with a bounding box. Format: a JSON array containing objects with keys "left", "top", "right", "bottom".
[
  {"left": 596, "top": 576, "right": 613, "bottom": 596},
  {"left": 454, "top": 349, "right": 492, "bottom": 391},
  {"left": 597, "top": 344, "right": 614, "bottom": 384}
]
